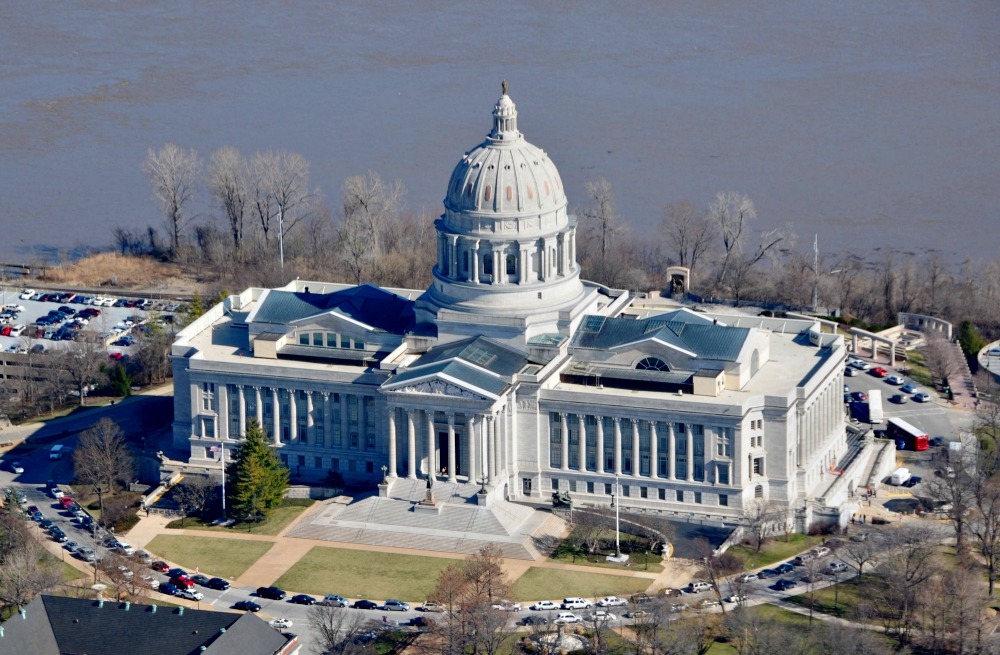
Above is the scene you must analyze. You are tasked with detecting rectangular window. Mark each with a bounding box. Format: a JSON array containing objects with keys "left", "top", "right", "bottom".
[
  {"left": 549, "top": 418, "right": 562, "bottom": 468},
  {"left": 658, "top": 456, "right": 667, "bottom": 476},
  {"left": 313, "top": 332, "right": 323, "bottom": 346},
  {"left": 298, "top": 455, "right": 306, "bottom": 467},
  {"left": 366, "top": 461, "right": 374, "bottom": 473},
  {"left": 569, "top": 480, "right": 577, "bottom": 492},
  {"left": 333, "top": 426, "right": 342, "bottom": 447},
  {"left": 719, "top": 494, "right": 728, "bottom": 506},
  {"left": 282, "top": 426, "right": 289, "bottom": 442},
  {"left": 693, "top": 426, "right": 705, "bottom": 482},
  {"left": 624, "top": 456, "right": 632, "bottom": 474},
  {"left": 605, "top": 483, "right": 613, "bottom": 495},
  {"left": 658, "top": 488, "right": 666, "bottom": 500},
  {"left": 315, "top": 457, "right": 323, "bottom": 468},
  {"left": 327, "top": 333, "right": 337, "bottom": 347},
  {"left": 694, "top": 491, "right": 702, "bottom": 504},
  {"left": 298, "top": 422, "right": 306, "bottom": 438},
  {"left": 204, "top": 418, "right": 215, "bottom": 438},
  {"left": 349, "top": 399, "right": 358, "bottom": 423},
  {"left": 552, "top": 478, "right": 559, "bottom": 490},
  {"left": 299, "top": 333, "right": 309, "bottom": 345},
  {"left": 351, "top": 433, "right": 359, "bottom": 448},
  {"left": 718, "top": 463, "right": 730, "bottom": 485},
  {"left": 640, "top": 486, "right": 648, "bottom": 499},
  {"left": 587, "top": 481, "right": 594, "bottom": 494},
  {"left": 367, "top": 401, "right": 375, "bottom": 427},
  {"left": 231, "top": 418, "right": 239, "bottom": 436},
  {"left": 623, "top": 485, "right": 630, "bottom": 497},
  {"left": 340, "top": 337, "right": 350, "bottom": 349},
  {"left": 332, "top": 458, "right": 340, "bottom": 470},
  {"left": 753, "top": 458, "right": 764, "bottom": 476},
  {"left": 348, "top": 459, "right": 356, "bottom": 472},
  {"left": 231, "top": 399, "right": 238, "bottom": 414},
  {"left": 316, "top": 426, "right": 325, "bottom": 446},
  {"left": 354, "top": 339, "right": 365, "bottom": 350},
  {"left": 676, "top": 489, "right": 684, "bottom": 502}
]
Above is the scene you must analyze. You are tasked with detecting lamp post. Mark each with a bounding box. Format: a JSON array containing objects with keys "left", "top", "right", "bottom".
[
  {"left": 209, "top": 445, "right": 226, "bottom": 519},
  {"left": 605, "top": 475, "right": 627, "bottom": 563}
]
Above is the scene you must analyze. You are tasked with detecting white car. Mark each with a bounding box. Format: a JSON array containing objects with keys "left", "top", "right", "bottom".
[
  {"left": 51, "top": 489, "right": 65, "bottom": 499},
  {"left": 492, "top": 600, "right": 521, "bottom": 611},
  {"left": 597, "top": 596, "right": 627, "bottom": 607},
  {"left": 588, "top": 610, "right": 617, "bottom": 621},
  {"left": 141, "top": 574, "right": 159, "bottom": 589},
  {"left": 531, "top": 600, "right": 559, "bottom": 611},
  {"left": 688, "top": 581, "right": 712, "bottom": 593},
  {"left": 736, "top": 573, "right": 759, "bottom": 583},
  {"left": 850, "top": 360, "right": 871, "bottom": 371},
  {"left": 826, "top": 561, "right": 849, "bottom": 574},
  {"left": 554, "top": 612, "right": 582, "bottom": 625},
  {"left": 419, "top": 600, "right": 444, "bottom": 612},
  {"left": 724, "top": 594, "right": 748, "bottom": 604},
  {"left": 178, "top": 589, "right": 204, "bottom": 601},
  {"left": 269, "top": 618, "right": 293, "bottom": 629},
  {"left": 117, "top": 566, "right": 134, "bottom": 578},
  {"left": 10, "top": 325, "right": 24, "bottom": 337},
  {"left": 886, "top": 375, "right": 905, "bottom": 385},
  {"left": 323, "top": 595, "right": 349, "bottom": 607},
  {"left": 811, "top": 546, "right": 831, "bottom": 558},
  {"left": 114, "top": 541, "right": 135, "bottom": 555},
  {"left": 19, "top": 290, "right": 35, "bottom": 300},
  {"left": 11, "top": 462, "right": 24, "bottom": 474},
  {"left": 561, "top": 597, "right": 593, "bottom": 610}
]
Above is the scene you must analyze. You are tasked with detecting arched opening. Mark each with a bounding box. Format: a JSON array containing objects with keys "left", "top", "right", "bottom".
[
  {"left": 754, "top": 484, "right": 764, "bottom": 499},
  {"left": 506, "top": 254, "right": 516, "bottom": 275},
  {"left": 483, "top": 255, "right": 493, "bottom": 276},
  {"left": 750, "top": 349, "right": 760, "bottom": 377},
  {"left": 636, "top": 357, "right": 669, "bottom": 371}
]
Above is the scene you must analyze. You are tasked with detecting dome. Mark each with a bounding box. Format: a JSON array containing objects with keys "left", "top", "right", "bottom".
[{"left": 444, "top": 89, "right": 566, "bottom": 219}]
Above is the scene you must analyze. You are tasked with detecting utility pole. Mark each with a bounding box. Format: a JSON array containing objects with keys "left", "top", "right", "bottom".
[{"left": 813, "top": 234, "right": 819, "bottom": 312}]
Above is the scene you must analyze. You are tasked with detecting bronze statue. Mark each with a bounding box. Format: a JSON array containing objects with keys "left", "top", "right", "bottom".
[
  {"left": 551, "top": 490, "right": 573, "bottom": 510},
  {"left": 501, "top": 79, "right": 508, "bottom": 96}
]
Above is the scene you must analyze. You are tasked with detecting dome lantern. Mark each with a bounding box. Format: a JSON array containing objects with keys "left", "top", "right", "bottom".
[{"left": 489, "top": 80, "right": 519, "bottom": 143}]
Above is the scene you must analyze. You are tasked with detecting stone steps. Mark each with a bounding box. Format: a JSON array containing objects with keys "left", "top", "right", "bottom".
[{"left": 287, "top": 523, "right": 534, "bottom": 560}]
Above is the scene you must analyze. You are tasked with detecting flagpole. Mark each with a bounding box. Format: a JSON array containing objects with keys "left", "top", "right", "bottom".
[{"left": 221, "top": 445, "right": 226, "bottom": 519}]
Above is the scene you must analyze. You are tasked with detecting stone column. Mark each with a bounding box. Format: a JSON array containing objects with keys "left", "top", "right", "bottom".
[
  {"left": 596, "top": 416, "right": 605, "bottom": 474},
  {"left": 387, "top": 407, "right": 397, "bottom": 478},
  {"left": 238, "top": 385, "right": 246, "bottom": 437},
  {"left": 289, "top": 391, "right": 298, "bottom": 441},
  {"left": 254, "top": 387, "right": 263, "bottom": 427},
  {"left": 322, "top": 393, "right": 331, "bottom": 449},
  {"left": 471, "top": 240, "right": 480, "bottom": 283},
  {"left": 686, "top": 424, "right": 694, "bottom": 482},
  {"left": 340, "top": 394, "right": 349, "bottom": 448},
  {"left": 305, "top": 391, "right": 314, "bottom": 445},
  {"left": 448, "top": 235, "right": 459, "bottom": 280},
  {"left": 218, "top": 384, "right": 229, "bottom": 440},
  {"left": 272, "top": 388, "right": 280, "bottom": 445},
  {"left": 649, "top": 421, "right": 658, "bottom": 478},
  {"left": 613, "top": 417, "right": 622, "bottom": 475},
  {"left": 632, "top": 419, "right": 641, "bottom": 478},
  {"left": 487, "top": 415, "right": 497, "bottom": 485},
  {"left": 492, "top": 414, "right": 500, "bottom": 479},
  {"left": 467, "top": 415, "right": 477, "bottom": 483},
  {"left": 426, "top": 410, "right": 436, "bottom": 478},
  {"left": 668, "top": 422, "right": 676, "bottom": 480},
  {"left": 406, "top": 409, "right": 417, "bottom": 479},
  {"left": 560, "top": 413, "right": 569, "bottom": 471},
  {"left": 518, "top": 243, "right": 528, "bottom": 284},
  {"left": 577, "top": 414, "right": 587, "bottom": 471},
  {"left": 447, "top": 413, "right": 457, "bottom": 482}
]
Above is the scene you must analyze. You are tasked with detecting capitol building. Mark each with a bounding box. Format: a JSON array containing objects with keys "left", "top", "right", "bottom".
[{"left": 172, "top": 87, "right": 864, "bottom": 547}]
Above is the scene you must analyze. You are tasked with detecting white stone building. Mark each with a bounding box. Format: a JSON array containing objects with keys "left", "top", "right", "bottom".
[{"left": 171, "top": 88, "right": 865, "bottom": 531}]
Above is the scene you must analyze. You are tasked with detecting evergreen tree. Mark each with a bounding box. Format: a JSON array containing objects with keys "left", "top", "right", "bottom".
[
  {"left": 225, "top": 418, "right": 289, "bottom": 527},
  {"left": 958, "top": 319, "right": 988, "bottom": 358},
  {"left": 107, "top": 364, "right": 132, "bottom": 397}
]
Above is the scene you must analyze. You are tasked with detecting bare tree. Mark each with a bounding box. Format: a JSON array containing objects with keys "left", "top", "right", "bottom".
[
  {"left": 740, "top": 498, "right": 782, "bottom": 552},
  {"left": 141, "top": 143, "right": 202, "bottom": 253},
  {"left": 814, "top": 622, "right": 894, "bottom": 655},
  {"left": 922, "top": 336, "right": 959, "bottom": 388},
  {"left": 0, "top": 539, "right": 63, "bottom": 609},
  {"left": 307, "top": 604, "right": 373, "bottom": 655},
  {"left": 661, "top": 200, "right": 715, "bottom": 272},
  {"left": 925, "top": 448, "right": 974, "bottom": 552},
  {"left": 708, "top": 191, "right": 791, "bottom": 302},
  {"left": 841, "top": 533, "right": 883, "bottom": 580},
  {"left": 73, "top": 418, "right": 135, "bottom": 521},
  {"left": 247, "top": 149, "right": 319, "bottom": 249},
  {"left": 578, "top": 179, "right": 626, "bottom": 262},
  {"left": 173, "top": 475, "right": 218, "bottom": 526},
  {"left": 57, "top": 341, "right": 105, "bottom": 407},
  {"left": 209, "top": 146, "right": 250, "bottom": 252},
  {"left": 871, "top": 526, "right": 940, "bottom": 645},
  {"left": 341, "top": 171, "right": 405, "bottom": 258}
]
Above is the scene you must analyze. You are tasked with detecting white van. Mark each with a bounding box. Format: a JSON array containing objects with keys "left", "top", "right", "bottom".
[
  {"left": 890, "top": 468, "right": 911, "bottom": 485},
  {"left": 49, "top": 444, "right": 65, "bottom": 460}
]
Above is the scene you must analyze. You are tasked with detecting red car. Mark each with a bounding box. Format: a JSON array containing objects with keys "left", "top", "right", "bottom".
[
  {"left": 170, "top": 577, "right": 194, "bottom": 589},
  {"left": 151, "top": 561, "right": 169, "bottom": 572},
  {"left": 109, "top": 352, "right": 123, "bottom": 361},
  {"left": 0, "top": 326, "right": 10, "bottom": 336},
  {"left": 59, "top": 497, "right": 75, "bottom": 507},
  {"left": 871, "top": 367, "right": 889, "bottom": 377}
]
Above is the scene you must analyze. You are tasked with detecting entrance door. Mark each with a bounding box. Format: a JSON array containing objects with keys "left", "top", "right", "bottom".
[
  {"left": 437, "top": 431, "right": 462, "bottom": 476},
  {"left": 522, "top": 477, "right": 532, "bottom": 495}
]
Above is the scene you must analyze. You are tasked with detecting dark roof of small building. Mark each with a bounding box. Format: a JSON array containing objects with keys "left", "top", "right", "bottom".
[
  {"left": 571, "top": 314, "right": 750, "bottom": 362},
  {"left": 0, "top": 595, "right": 289, "bottom": 655},
  {"left": 250, "top": 284, "right": 415, "bottom": 334}
]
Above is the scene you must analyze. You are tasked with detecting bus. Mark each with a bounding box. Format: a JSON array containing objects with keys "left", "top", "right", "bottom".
[{"left": 887, "top": 417, "right": 929, "bottom": 451}]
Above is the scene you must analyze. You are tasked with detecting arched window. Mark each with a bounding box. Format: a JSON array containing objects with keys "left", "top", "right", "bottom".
[
  {"left": 754, "top": 484, "right": 764, "bottom": 499},
  {"left": 350, "top": 433, "right": 359, "bottom": 448},
  {"left": 465, "top": 183, "right": 473, "bottom": 197},
  {"left": 366, "top": 434, "right": 376, "bottom": 449},
  {"left": 636, "top": 357, "right": 669, "bottom": 371},
  {"left": 506, "top": 254, "right": 516, "bottom": 275},
  {"left": 750, "top": 349, "right": 760, "bottom": 377}
]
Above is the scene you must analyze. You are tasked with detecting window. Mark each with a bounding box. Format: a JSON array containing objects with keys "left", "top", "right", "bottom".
[
  {"left": 315, "top": 457, "right": 323, "bottom": 468},
  {"left": 622, "top": 485, "right": 630, "bottom": 497},
  {"left": 636, "top": 357, "right": 669, "bottom": 371},
  {"left": 281, "top": 426, "right": 289, "bottom": 442},
  {"left": 204, "top": 417, "right": 215, "bottom": 438},
  {"left": 299, "top": 333, "right": 309, "bottom": 345},
  {"left": 366, "top": 399, "right": 375, "bottom": 426},
  {"left": 327, "top": 333, "right": 337, "bottom": 347},
  {"left": 348, "top": 459, "right": 356, "bottom": 472},
  {"left": 463, "top": 252, "right": 469, "bottom": 273},
  {"left": 587, "top": 481, "right": 594, "bottom": 494},
  {"left": 484, "top": 254, "right": 493, "bottom": 276},
  {"left": 693, "top": 426, "right": 705, "bottom": 482},
  {"left": 366, "top": 461, "right": 374, "bottom": 473},
  {"left": 658, "top": 488, "right": 666, "bottom": 500},
  {"left": 332, "top": 458, "right": 340, "bottom": 470},
  {"left": 719, "top": 494, "right": 728, "bottom": 506},
  {"left": 351, "top": 433, "right": 359, "bottom": 448},
  {"left": 676, "top": 490, "right": 684, "bottom": 502},
  {"left": 605, "top": 483, "right": 613, "bottom": 495},
  {"left": 349, "top": 398, "right": 358, "bottom": 423},
  {"left": 753, "top": 458, "right": 763, "bottom": 476},
  {"left": 718, "top": 428, "right": 732, "bottom": 457},
  {"left": 718, "top": 463, "right": 730, "bottom": 485},
  {"left": 313, "top": 333, "right": 323, "bottom": 346},
  {"left": 333, "top": 426, "right": 342, "bottom": 447},
  {"left": 316, "top": 426, "right": 325, "bottom": 446},
  {"left": 640, "top": 487, "right": 648, "bottom": 499},
  {"left": 569, "top": 480, "right": 577, "bottom": 492},
  {"left": 366, "top": 434, "right": 376, "bottom": 449},
  {"left": 694, "top": 492, "right": 702, "bottom": 504},
  {"left": 506, "top": 254, "right": 516, "bottom": 275},
  {"left": 354, "top": 339, "right": 364, "bottom": 350},
  {"left": 549, "top": 414, "right": 562, "bottom": 468},
  {"left": 231, "top": 418, "right": 239, "bottom": 436},
  {"left": 552, "top": 478, "right": 559, "bottom": 490},
  {"left": 755, "top": 484, "right": 764, "bottom": 498},
  {"left": 298, "top": 455, "right": 306, "bottom": 467}
]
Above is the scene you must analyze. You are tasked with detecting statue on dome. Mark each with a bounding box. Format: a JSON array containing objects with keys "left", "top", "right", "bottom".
[{"left": 501, "top": 79, "right": 508, "bottom": 96}]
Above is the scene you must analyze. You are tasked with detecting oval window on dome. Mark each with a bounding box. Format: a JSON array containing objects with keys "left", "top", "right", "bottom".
[
  {"left": 527, "top": 186, "right": 534, "bottom": 199},
  {"left": 466, "top": 183, "right": 473, "bottom": 198},
  {"left": 544, "top": 181, "right": 550, "bottom": 195},
  {"left": 484, "top": 186, "right": 492, "bottom": 201},
  {"left": 507, "top": 186, "right": 513, "bottom": 201}
]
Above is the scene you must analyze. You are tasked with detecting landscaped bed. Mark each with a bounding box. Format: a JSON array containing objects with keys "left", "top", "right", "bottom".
[
  {"left": 144, "top": 534, "right": 275, "bottom": 580},
  {"left": 549, "top": 527, "right": 664, "bottom": 573}
]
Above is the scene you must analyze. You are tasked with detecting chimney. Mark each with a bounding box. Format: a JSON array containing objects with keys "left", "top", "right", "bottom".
[
  {"left": 178, "top": 607, "right": 184, "bottom": 616},
  {"left": 125, "top": 602, "right": 131, "bottom": 611},
  {"left": 98, "top": 599, "right": 104, "bottom": 608},
  {"left": 151, "top": 605, "right": 157, "bottom": 613}
]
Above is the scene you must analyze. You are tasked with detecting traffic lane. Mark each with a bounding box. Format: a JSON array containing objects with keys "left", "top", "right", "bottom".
[{"left": 844, "top": 376, "right": 959, "bottom": 439}]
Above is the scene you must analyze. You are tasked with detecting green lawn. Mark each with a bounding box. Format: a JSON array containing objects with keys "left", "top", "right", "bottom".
[
  {"left": 58, "top": 559, "right": 86, "bottom": 582},
  {"left": 727, "top": 534, "right": 825, "bottom": 570},
  {"left": 549, "top": 528, "right": 664, "bottom": 573},
  {"left": 511, "top": 567, "right": 651, "bottom": 602},
  {"left": 273, "top": 546, "right": 455, "bottom": 602},
  {"left": 165, "top": 498, "right": 315, "bottom": 536},
  {"left": 783, "top": 574, "right": 880, "bottom": 620},
  {"left": 905, "top": 350, "right": 934, "bottom": 387},
  {"left": 144, "top": 535, "right": 275, "bottom": 580}
]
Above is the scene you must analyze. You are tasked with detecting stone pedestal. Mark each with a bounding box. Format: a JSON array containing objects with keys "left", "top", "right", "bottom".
[
  {"left": 378, "top": 482, "right": 390, "bottom": 498},
  {"left": 605, "top": 553, "right": 630, "bottom": 564}
]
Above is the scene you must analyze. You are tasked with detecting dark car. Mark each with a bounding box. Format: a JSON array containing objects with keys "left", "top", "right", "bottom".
[
  {"left": 929, "top": 437, "right": 944, "bottom": 447},
  {"left": 902, "top": 476, "right": 922, "bottom": 488},
  {"left": 151, "top": 561, "right": 169, "bottom": 573},
  {"left": 774, "top": 579, "right": 798, "bottom": 591},
  {"left": 353, "top": 599, "right": 378, "bottom": 610},
  {"left": 191, "top": 575, "right": 211, "bottom": 586},
  {"left": 290, "top": 594, "right": 317, "bottom": 605},
  {"left": 256, "top": 586, "right": 287, "bottom": 600},
  {"left": 160, "top": 583, "right": 180, "bottom": 596},
  {"left": 410, "top": 616, "right": 431, "bottom": 627},
  {"left": 630, "top": 592, "right": 654, "bottom": 604},
  {"left": 167, "top": 568, "right": 188, "bottom": 579},
  {"left": 207, "top": 578, "right": 230, "bottom": 590},
  {"left": 27, "top": 505, "right": 39, "bottom": 514},
  {"left": 523, "top": 616, "right": 549, "bottom": 625},
  {"left": 39, "top": 519, "right": 53, "bottom": 529},
  {"left": 234, "top": 600, "right": 262, "bottom": 612},
  {"left": 775, "top": 563, "right": 795, "bottom": 574},
  {"left": 757, "top": 569, "right": 778, "bottom": 579},
  {"left": 890, "top": 394, "right": 908, "bottom": 404},
  {"left": 844, "top": 393, "right": 852, "bottom": 404},
  {"left": 850, "top": 392, "right": 868, "bottom": 402}
]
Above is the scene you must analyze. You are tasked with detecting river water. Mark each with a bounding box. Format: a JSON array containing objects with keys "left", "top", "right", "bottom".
[{"left": 1, "top": 0, "right": 998, "bottom": 264}]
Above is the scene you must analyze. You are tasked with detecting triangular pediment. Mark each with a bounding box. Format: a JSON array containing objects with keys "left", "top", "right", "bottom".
[{"left": 388, "top": 378, "right": 489, "bottom": 400}]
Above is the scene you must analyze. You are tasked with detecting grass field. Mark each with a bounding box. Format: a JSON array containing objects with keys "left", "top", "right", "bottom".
[
  {"left": 548, "top": 550, "right": 664, "bottom": 573},
  {"left": 727, "top": 534, "right": 825, "bottom": 570},
  {"left": 145, "top": 535, "right": 275, "bottom": 580},
  {"left": 784, "top": 574, "right": 878, "bottom": 619},
  {"left": 274, "top": 546, "right": 456, "bottom": 601},
  {"left": 510, "top": 567, "right": 651, "bottom": 602},
  {"left": 165, "top": 498, "right": 315, "bottom": 536},
  {"left": 58, "top": 559, "right": 86, "bottom": 582},
  {"left": 904, "top": 350, "right": 933, "bottom": 387}
]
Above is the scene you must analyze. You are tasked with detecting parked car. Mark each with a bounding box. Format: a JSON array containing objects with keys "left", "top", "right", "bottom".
[
  {"left": 167, "top": 568, "right": 188, "bottom": 579},
  {"left": 207, "top": 578, "right": 230, "bottom": 590},
  {"left": 151, "top": 561, "right": 169, "bottom": 572},
  {"left": 531, "top": 600, "right": 559, "bottom": 611},
  {"left": 870, "top": 367, "right": 889, "bottom": 377},
  {"left": 844, "top": 366, "right": 857, "bottom": 377},
  {"left": 900, "top": 383, "right": 918, "bottom": 394},
  {"left": 775, "top": 562, "right": 795, "bottom": 574},
  {"left": 561, "top": 597, "right": 593, "bottom": 609},
  {"left": 736, "top": 573, "right": 759, "bottom": 583},
  {"left": 757, "top": 568, "right": 778, "bottom": 579},
  {"left": 160, "top": 583, "right": 179, "bottom": 596},
  {"left": 170, "top": 577, "right": 194, "bottom": 589},
  {"left": 234, "top": 600, "right": 262, "bottom": 612},
  {"left": 523, "top": 616, "right": 548, "bottom": 625},
  {"left": 384, "top": 599, "right": 410, "bottom": 611},
  {"left": 850, "top": 392, "right": 867, "bottom": 402},
  {"left": 419, "top": 600, "right": 443, "bottom": 612},
  {"left": 554, "top": 612, "right": 583, "bottom": 624},
  {"left": 886, "top": 375, "right": 905, "bottom": 385},
  {"left": 694, "top": 599, "right": 720, "bottom": 610},
  {"left": 774, "top": 579, "right": 798, "bottom": 591},
  {"left": 850, "top": 360, "right": 871, "bottom": 371},
  {"left": 589, "top": 610, "right": 619, "bottom": 620},
  {"left": 630, "top": 592, "right": 654, "bottom": 604},
  {"left": 11, "top": 462, "right": 24, "bottom": 474},
  {"left": 724, "top": 594, "right": 748, "bottom": 604},
  {"left": 597, "top": 596, "right": 628, "bottom": 607},
  {"left": 687, "top": 581, "right": 712, "bottom": 593},
  {"left": 268, "top": 618, "right": 293, "bottom": 629},
  {"left": 492, "top": 600, "right": 521, "bottom": 611},
  {"left": 178, "top": 589, "right": 204, "bottom": 601},
  {"left": 811, "top": 545, "right": 831, "bottom": 557},
  {"left": 929, "top": 436, "right": 944, "bottom": 447},
  {"left": 353, "top": 599, "right": 378, "bottom": 610},
  {"left": 256, "top": 586, "right": 286, "bottom": 600},
  {"left": 902, "top": 475, "right": 922, "bottom": 488},
  {"left": 826, "top": 561, "right": 850, "bottom": 574},
  {"left": 191, "top": 575, "right": 211, "bottom": 586},
  {"left": 914, "top": 393, "right": 931, "bottom": 403},
  {"left": 290, "top": 594, "right": 317, "bottom": 605}
]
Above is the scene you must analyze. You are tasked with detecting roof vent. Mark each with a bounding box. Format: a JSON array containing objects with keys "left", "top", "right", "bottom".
[
  {"left": 201, "top": 647, "right": 207, "bottom": 652},
  {"left": 124, "top": 602, "right": 130, "bottom": 611},
  {"left": 19, "top": 609, "right": 26, "bottom": 620},
  {"left": 151, "top": 605, "right": 157, "bottom": 613},
  {"left": 178, "top": 607, "right": 184, "bottom": 616},
  {"left": 676, "top": 390, "right": 684, "bottom": 396},
  {"left": 98, "top": 599, "right": 104, "bottom": 609},
  {"left": 220, "top": 628, "right": 226, "bottom": 633}
]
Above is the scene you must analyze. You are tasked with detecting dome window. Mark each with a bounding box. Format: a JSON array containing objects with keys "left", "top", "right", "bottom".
[
  {"left": 466, "top": 183, "right": 473, "bottom": 198},
  {"left": 527, "top": 186, "right": 534, "bottom": 199},
  {"left": 544, "top": 181, "right": 550, "bottom": 195},
  {"left": 484, "top": 186, "right": 492, "bottom": 201},
  {"left": 507, "top": 186, "right": 513, "bottom": 201},
  {"left": 636, "top": 357, "right": 669, "bottom": 372}
]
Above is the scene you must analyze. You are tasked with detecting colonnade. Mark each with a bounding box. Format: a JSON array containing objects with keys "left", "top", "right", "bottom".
[
  {"left": 436, "top": 228, "right": 576, "bottom": 285},
  {"left": 796, "top": 376, "right": 843, "bottom": 467}
]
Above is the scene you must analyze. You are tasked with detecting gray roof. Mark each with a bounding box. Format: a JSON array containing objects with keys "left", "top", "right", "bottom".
[
  {"left": 388, "top": 359, "right": 508, "bottom": 396},
  {"left": 572, "top": 314, "right": 750, "bottom": 361},
  {"left": 0, "top": 595, "right": 288, "bottom": 655},
  {"left": 251, "top": 284, "right": 415, "bottom": 334},
  {"left": 415, "top": 336, "right": 544, "bottom": 376}
]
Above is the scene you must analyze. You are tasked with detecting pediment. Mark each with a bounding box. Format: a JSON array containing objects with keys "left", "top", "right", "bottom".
[{"left": 392, "top": 379, "right": 486, "bottom": 400}]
